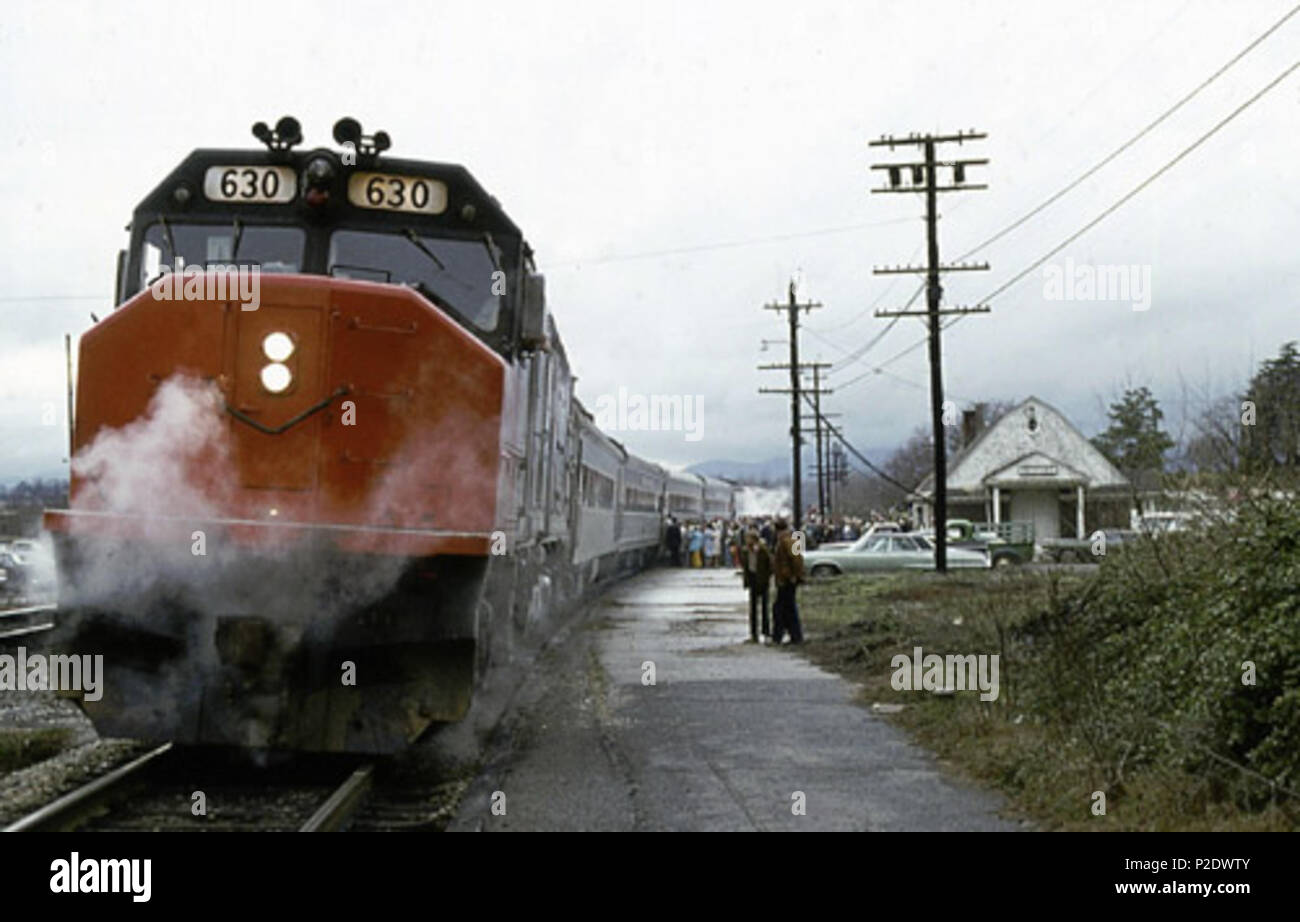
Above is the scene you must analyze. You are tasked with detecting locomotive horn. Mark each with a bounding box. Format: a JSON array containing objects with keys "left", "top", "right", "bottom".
[
  {"left": 333, "top": 117, "right": 391, "bottom": 158},
  {"left": 332, "top": 117, "right": 361, "bottom": 146},
  {"left": 251, "top": 116, "right": 303, "bottom": 151}
]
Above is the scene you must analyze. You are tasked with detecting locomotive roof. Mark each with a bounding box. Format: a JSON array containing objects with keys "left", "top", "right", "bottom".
[{"left": 132, "top": 146, "right": 525, "bottom": 243}]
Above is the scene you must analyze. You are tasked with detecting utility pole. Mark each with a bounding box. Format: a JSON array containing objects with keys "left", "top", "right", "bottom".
[
  {"left": 802, "top": 406, "right": 842, "bottom": 517},
  {"left": 795, "top": 405, "right": 837, "bottom": 517},
  {"left": 825, "top": 424, "right": 835, "bottom": 516},
  {"left": 816, "top": 437, "right": 847, "bottom": 521},
  {"left": 813, "top": 365, "right": 825, "bottom": 515},
  {"left": 760, "top": 358, "right": 831, "bottom": 529},
  {"left": 839, "top": 444, "right": 848, "bottom": 485},
  {"left": 870, "top": 130, "right": 990, "bottom": 572},
  {"left": 758, "top": 279, "right": 824, "bottom": 531},
  {"left": 826, "top": 441, "right": 839, "bottom": 519}
]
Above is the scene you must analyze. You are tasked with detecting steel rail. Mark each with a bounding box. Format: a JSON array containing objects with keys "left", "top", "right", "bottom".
[
  {"left": 2, "top": 743, "right": 174, "bottom": 832},
  {"left": 298, "top": 764, "right": 375, "bottom": 832}
]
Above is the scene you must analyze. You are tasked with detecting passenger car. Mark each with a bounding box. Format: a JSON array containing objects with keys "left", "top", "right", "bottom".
[
  {"left": 804, "top": 532, "right": 989, "bottom": 576},
  {"left": 814, "top": 522, "right": 900, "bottom": 553}
]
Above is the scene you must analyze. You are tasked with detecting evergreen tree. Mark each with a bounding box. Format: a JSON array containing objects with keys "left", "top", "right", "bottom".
[
  {"left": 1242, "top": 341, "right": 1300, "bottom": 473},
  {"left": 1091, "top": 386, "right": 1175, "bottom": 476}
]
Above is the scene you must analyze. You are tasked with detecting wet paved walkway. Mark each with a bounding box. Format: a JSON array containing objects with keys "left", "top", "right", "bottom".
[{"left": 450, "top": 568, "right": 1017, "bottom": 831}]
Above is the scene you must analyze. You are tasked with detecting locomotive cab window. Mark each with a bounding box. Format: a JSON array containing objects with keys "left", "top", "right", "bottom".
[
  {"left": 139, "top": 222, "right": 306, "bottom": 288},
  {"left": 327, "top": 229, "right": 502, "bottom": 332}
]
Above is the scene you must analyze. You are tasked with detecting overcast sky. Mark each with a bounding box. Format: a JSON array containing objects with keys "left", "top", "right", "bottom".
[{"left": 2, "top": 0, "right": 1297, "bottom": 482}]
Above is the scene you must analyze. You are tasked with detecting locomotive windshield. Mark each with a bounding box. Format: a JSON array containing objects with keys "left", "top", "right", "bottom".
[
  {"left": 133, "top": 221, "right": 503, "bottom": 332},
  {"left": 327, "top": 229, "right": 502, "bottom": 331},
  {"left": 139, "top": 221, "right": 306, "bottom": 287},
  {"left": 124, "top": 141, "right": 524, "bottom": 349}
]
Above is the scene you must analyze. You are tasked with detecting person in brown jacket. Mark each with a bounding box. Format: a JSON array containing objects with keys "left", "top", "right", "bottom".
[
  {"left": 741, "top": 529, "right": 772, "bottom": 642},
  {"left": 771, "top": 518, "right": 804, "bottom": 644}
]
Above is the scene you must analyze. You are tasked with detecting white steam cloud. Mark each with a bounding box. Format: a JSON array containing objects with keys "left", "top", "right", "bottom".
[{"left": 735, "top": 484, "right": 789, "bottom": 518}]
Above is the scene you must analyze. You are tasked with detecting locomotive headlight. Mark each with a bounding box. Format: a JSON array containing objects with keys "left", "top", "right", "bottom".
[
  {"left": 261, "top": 363, "right": 293, "bottom": 393},
  {"left": 262, "top": 331, "right": 295, "bottom": 361}
]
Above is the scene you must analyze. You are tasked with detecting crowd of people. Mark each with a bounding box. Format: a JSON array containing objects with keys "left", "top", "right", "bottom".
[
  {"left": 661, "top": 510, "right": 912, "bottom": 646},
  {"left": 797, "top": 511, "right": 917, "bottom": 546}
]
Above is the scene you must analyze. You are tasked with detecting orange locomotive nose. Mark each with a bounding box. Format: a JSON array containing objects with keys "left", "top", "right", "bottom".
[
  {"left": 54, "top": 273, "right": 504, "bottom": 558},
  {"left": 44, "top": 270, "right": 508, "bottom": 751}
]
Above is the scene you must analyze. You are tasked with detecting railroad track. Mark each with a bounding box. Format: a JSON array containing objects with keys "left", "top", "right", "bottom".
[
  {"left": 2, "top": 743, "right": 174, "bottom": 832},
  {"left": 3, "top": 744, "right": 376, "bottom": 833},
  {"left": 299, "top": 764, "right": 374, "bottom": 831},
  {"left": 0, "top": 602, "right": 56, "bottom": 641}
]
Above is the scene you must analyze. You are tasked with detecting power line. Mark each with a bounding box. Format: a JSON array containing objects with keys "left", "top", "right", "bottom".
[
  {"left": 811, "top": 241, "right": 925, "bottom": 336},
  {"left": 539, "top": 215, "right": 916, "bottom": 269},
  {"left": 825, "top": 6, "right": 1300, "bottom": 382},
  {"left": 838, "top": 51, "right": 1300, "bottom": 394},
  {"left": 955, "top": 3, "right": 1300, "bottom": 261},
  {"left": 6, "top": 219, "right": 919, "bottom": 301},
  {"left": 975, "top": 53, "right": 1300, "bottom": 307},
  {"left": 1028, "top": 1, "right": 1193, "bottom": 150},
  {"left": 826, "top": 282, "right": 923, "bottom": 371},
  {"left": 800, "top": 391, "right": 923, "bottom": 498},
  {"left": 804, "top": 284, "right": 900, "bottom": 354}
]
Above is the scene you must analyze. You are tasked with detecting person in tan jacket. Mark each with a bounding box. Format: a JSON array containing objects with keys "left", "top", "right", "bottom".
[{"left": 771, "top": 518, "right": 804, "bottom": 644}]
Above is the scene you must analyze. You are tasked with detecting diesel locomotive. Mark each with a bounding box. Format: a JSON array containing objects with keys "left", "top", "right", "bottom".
[{"left": 45, "top": 117, "right": 737, "bottom": 754}]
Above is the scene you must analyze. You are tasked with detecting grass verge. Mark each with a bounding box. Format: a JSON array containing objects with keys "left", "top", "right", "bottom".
[{"left": 797, "top": 565, "right": 1297, "bottom": 831}]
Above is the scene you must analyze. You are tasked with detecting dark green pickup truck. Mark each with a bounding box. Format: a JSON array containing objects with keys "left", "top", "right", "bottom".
[{"left": 943, "top": 519, "right": 1035, "bottom": 567}]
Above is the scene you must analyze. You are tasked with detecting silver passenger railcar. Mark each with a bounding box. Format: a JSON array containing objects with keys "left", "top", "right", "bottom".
[
  {"left": 619, "top": 451, "right": 668, "bottom": 563},
  {"left": 665, "top": 470, "right": 705, "bottom": 520}
]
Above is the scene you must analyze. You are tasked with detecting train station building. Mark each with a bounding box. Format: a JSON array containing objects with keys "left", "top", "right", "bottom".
[{"left": 909, "top": 397, "right": 1132, "bottom": 543}]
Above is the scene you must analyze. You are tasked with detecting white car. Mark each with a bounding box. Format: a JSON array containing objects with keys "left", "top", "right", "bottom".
[
  {"left": 814, "top": 522, "right": 901, "bottom": 553},
  {"left": 804, "top": 532, "right": 989, "bottom": 576}
]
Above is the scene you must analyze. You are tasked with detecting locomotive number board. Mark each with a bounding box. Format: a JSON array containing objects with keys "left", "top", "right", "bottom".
[
  {"left": 203, "top": 165, "right": 297, "bottom": 204},
  {"left": 347, "top": 172, "right": 448, "bottom": 215}
]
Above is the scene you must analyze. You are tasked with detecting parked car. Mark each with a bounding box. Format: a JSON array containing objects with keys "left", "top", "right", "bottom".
[
  {"left": 1136, "top": 512, "right": 1195, "bottom": 534},
  {"left": 804, "top": 531, "right": 989, "bottom": 576},
  {"left": 1099, "top": 528, "right": 1141, "bottom": 555},
  {"left": 814, "top": 521, "right": 901, "bottom": 553},
  {"left": 945, "top": 518, "right": 1034, "bottom": 567},
  {"left": 1037, "top": 536, "right": 1090, "bottom": 563},
  {"left": 1039, "top": 527, "right": 1142, "bottom": 563}
]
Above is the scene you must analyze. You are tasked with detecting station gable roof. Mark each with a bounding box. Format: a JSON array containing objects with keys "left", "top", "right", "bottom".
[{"left": 915, "top": 396, "right": 1129, "bottom": 495}]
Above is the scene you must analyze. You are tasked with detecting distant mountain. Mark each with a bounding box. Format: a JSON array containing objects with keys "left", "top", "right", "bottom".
[{"left": 686, "top": 457, "right": 790, "bottom": 483}]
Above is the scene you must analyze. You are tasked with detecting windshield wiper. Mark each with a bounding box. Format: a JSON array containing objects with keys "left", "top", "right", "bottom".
[
  {"left": 401, "top": 228, "right": 446, "bottom": 271},
  {"left": 230, "top": 217, "right": 243, "bottom": 262},
  {"left": 158, "top": 214, "right": 176, "bottom": 260},
  {"left": 482, "top": 232, "right": 502, "bottom": 273},
  {"left": 408, "top": 279, "right": 457, "bottom": 313}
]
